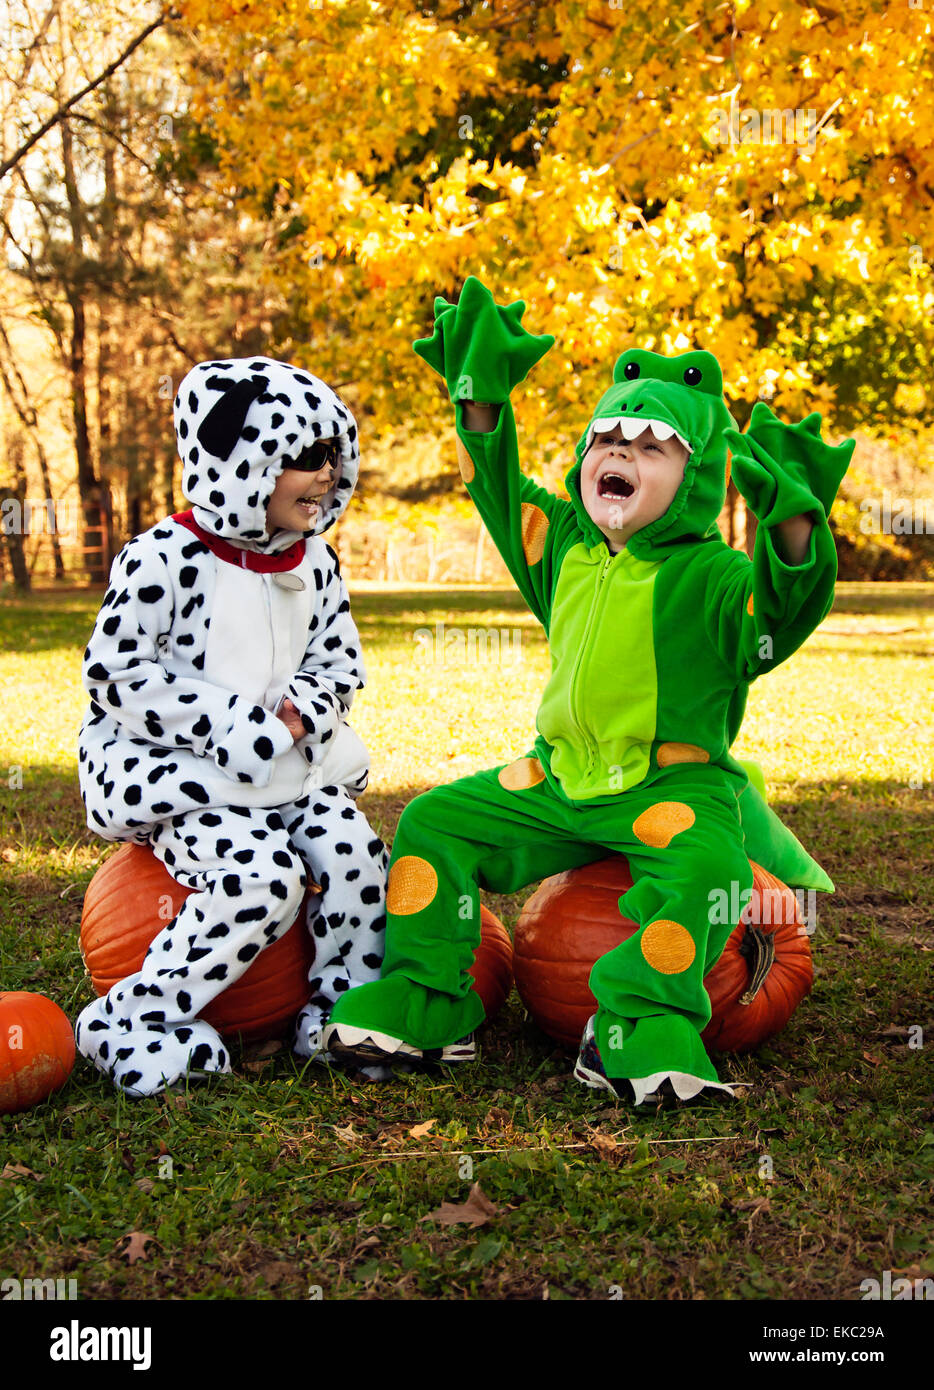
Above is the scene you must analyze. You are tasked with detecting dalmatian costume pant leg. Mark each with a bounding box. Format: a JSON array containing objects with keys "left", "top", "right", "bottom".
[
  {"left": 286, "top": 786, "right": 389, "bottom": 1056},
  {"left": 76, "top": 805, "right": 307, "bottom": 1096},
  {"left": 75, "top": 357, "right": 389, "bottom": 1096}
]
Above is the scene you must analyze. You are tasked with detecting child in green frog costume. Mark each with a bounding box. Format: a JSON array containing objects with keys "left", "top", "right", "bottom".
[{"left": 323, "top": 277, "right": 853, "bottom": 1103}]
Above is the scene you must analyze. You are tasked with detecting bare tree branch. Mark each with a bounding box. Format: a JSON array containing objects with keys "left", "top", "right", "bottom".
[{"left": 0, "top": 9, "right": 173, "bottom": 182}]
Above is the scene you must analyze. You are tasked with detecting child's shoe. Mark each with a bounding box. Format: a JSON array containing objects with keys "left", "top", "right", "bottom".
[
  {"left": 573, "top": 1015, "right": 627, "bottom": 1098},
  {"left": 323, "top": 1020, "right": 475, "bottom": 1067},
  {"left": 573, "top": 1014, "right": 740, "bottom": 1106},
  {"left": 322, "top": 974, "right": 485, "bottom": 1066}
]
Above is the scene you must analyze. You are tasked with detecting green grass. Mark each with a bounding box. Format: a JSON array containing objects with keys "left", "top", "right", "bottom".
[{"left": 1, "top": 582, "right": 932, "bottom": 1300}]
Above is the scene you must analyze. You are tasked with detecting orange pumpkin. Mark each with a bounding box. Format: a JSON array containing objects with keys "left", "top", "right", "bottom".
[
  {"left": 81, "top": 845, "right": 514, "bottom": 1041},
  {"left": 513, "top": 856, "right": 812, "bottom": 1052},
  {"left": 472, "top": 907, "right": 514, "bottom": 1019},
  {"left": 0, "top": 992, "right": 76, "bottom": 1114},
  {"left": 81, "top": 844, "right": 317, "bottom": 1043}
]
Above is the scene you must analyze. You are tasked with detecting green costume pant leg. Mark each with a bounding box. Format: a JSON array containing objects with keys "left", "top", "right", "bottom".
[
  {"left": 329, "top": 757, "right": 752, "bottom": 1097},
  {"left": 327, "top": 756, "right": 604, "bottom": 1050},
  {"left": 581, "top": 767, "right": 753, "bottom": 1099}
]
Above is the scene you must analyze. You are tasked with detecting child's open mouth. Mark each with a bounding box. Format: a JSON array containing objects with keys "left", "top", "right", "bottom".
[{"left": 597, "top": 473, "right": 635, "bottom": 501}]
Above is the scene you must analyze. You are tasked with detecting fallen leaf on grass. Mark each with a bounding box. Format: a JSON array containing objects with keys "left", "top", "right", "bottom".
[
  {"left": 589, "top": 1133, "right": 621, "bottom": 1163},
  {"left": 421, "top": 1183, "right": 499, "bottom": 1229},
  {"left": 331, "top": 1122, "right": 361, "bottom": 1144},
  {"left": 115, "top": 1231, "right": 160, "bottom": 1265},
  {"left": 0, "top": 1163, "right": 41, "bottom": 1181},
  {"left": 733, "top": 1197, "right": 771, "bottom": 1220},
  {"left": 377, "top": 1123, "right": 410, "bottom": 1146},
  {"left": 409, "top": 1119, "right": 437, "bottom": 1139}
]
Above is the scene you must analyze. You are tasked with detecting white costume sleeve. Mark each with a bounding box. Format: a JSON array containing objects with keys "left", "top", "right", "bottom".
[{"left": 284, "top": 544, "right": 366, "bottom": 759}]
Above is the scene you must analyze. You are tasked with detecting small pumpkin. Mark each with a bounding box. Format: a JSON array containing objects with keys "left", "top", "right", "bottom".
[
  {"left": 513, "top": 856, "right": 812, "bottom": 1052},
  {"left": 81, "top": 846, "right": 514, "bottom": 1040},
  {"left": 0, "top": 992, "right": 76, "bottom": 1115}
]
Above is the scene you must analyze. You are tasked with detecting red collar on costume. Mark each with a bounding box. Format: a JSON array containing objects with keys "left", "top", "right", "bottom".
[{"left": 172, "top": 510, "right": 305, "bottom": 572}]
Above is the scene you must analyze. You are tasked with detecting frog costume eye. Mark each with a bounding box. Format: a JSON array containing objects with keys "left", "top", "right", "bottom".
[{"left": 611, "top": 348, "right": 724, "bottom": 400}]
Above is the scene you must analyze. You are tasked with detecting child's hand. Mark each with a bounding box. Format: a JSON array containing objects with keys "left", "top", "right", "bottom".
[
  {"left": 724, "top": 403, "right": 855, "bottom": 527},
  {"left": 276, "top": 698, "right": 306, "bottom": 743},
  {"left": 413, "top": 276, "right": 554, "bottom": 405}
]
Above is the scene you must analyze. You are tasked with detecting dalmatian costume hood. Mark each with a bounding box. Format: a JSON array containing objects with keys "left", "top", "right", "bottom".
[
  {"left": 78, "top": 357, "right": 370, "bottom": 842},
  {"left": 178, "top": 356, "right": 359, "bottom": 550}
]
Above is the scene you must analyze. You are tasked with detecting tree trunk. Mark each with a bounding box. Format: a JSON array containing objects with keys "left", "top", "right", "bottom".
[
  {"left": 61, "top": 114, "right": 111, "bottom": 581},
  {"left": 0, "top": 322, "right": 66, "bottom": 578},
  {"left": 0, "top": 430, "right": 31, "bottom": 591}
]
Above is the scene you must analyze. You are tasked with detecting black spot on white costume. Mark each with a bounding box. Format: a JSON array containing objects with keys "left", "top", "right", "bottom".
[{"left": 75, "top": 358, "right": 388, "bottom": 1097}]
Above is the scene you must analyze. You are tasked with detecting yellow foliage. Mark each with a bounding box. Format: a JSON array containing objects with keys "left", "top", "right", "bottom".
[{"left": 173, "top": 0, "right": 934, "bottom": 440}]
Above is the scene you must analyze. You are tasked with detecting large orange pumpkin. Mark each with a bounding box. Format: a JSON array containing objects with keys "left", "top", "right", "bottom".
[
  {"left": 0, "top": 992, "right": 76, "bottom": 1114},
  {"left": 473, "top": 906, "right": 514, "bottom": 1019},
  {"left": 514, "top": 856, "right": 813, "bottom": 1053},
  {"left": 80, "top": 845, "right": 514, "bottom": 1041},
  {"left": 81, "top": 844, "right": 317, "bottom": 1043}
]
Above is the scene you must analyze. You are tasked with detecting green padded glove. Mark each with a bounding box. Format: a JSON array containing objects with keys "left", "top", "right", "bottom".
[
  {"left": 413, "top": 274, "right": 554, "bottom": 404},
  {"left": 723, "top": 402, "right": 855, "bottom": 526}
]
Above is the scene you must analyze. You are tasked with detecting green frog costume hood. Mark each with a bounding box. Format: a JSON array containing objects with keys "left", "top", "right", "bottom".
[{"left": 565, "top": 347, "right": 737, "bottom": 559}]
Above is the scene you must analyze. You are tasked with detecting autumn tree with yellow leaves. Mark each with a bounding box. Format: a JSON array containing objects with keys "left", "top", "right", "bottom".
[{"left": 175, "top": 0, "right": 933, "bottom": 463}]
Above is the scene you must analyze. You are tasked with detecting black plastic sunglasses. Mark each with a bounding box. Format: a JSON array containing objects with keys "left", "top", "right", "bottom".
[{"left": 285, "top": 439, "right": 340, "bottom": 472}]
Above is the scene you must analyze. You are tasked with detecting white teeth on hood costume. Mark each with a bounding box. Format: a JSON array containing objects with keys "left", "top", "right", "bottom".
[
  {"left": 75, "top": 357, "right": 389, "bottom": 1097},
  {"left": 584, "top": 416, "right": 692, "bottom": 454}
]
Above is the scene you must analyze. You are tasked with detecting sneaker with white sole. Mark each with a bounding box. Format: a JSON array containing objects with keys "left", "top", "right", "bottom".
[{"left": 322, "top": 1020, "right": 476, "bottom": 1067}]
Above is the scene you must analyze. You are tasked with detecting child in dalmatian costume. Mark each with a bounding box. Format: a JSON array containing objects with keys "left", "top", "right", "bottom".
[
  {"left": 324, "top": 278, "right": 854, "bottom": 1104},
  {"left": 75, "top": 357, "right": 389, "bottom": 1097}
]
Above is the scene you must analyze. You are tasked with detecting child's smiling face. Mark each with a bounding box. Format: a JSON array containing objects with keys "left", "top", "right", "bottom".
[
  {"left": 266, "top": 444, "right": 339, "bottom": 533},
  {"left": 580, "top": 422, "right": 690, "bottom": 551}
]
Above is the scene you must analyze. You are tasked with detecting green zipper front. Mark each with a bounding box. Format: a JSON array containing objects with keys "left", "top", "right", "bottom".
[
  {"left": 568, "top": 547, "right": 613, "bottom": 776},
  {"left": 536, "top": 541, "right": 662, "bottom": 799}
]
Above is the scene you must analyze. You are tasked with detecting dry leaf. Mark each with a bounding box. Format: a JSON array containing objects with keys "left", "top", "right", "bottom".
[
  {"left": 115, "top": 1231, "right": 159, "bottom": 1265},
  {"left": 0, "top": 1163, "right": 41, "bottom": 1181},
  {"left": 734, "top": 1197, "right": 771, "bottom": 1219},
  {"left": 332, "top": 1122, "right": 361, "bottom": 1143},
  {"left": 590, "top": 1133, "right": 620, "bottom": 1162},
  {"left": 421, "top": 1182, "right": 499, "bottom": 1228},
  {"left": 409, "top": 1119, "right": 437, "bottom": 1139}
]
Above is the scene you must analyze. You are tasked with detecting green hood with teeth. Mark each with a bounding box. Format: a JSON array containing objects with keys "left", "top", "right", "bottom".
[{"left": 564, "top": 348, "right": 737, "bottom": 560}]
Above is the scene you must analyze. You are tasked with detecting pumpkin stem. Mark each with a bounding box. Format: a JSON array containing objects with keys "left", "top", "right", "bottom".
[{"left": 737, "top": 926, "right": 775, "bottom": 1006}]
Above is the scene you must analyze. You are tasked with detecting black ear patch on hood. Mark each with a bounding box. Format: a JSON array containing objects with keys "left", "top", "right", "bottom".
[{"left": 197, "top": 374, "right": 269, "bottom": 460}]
